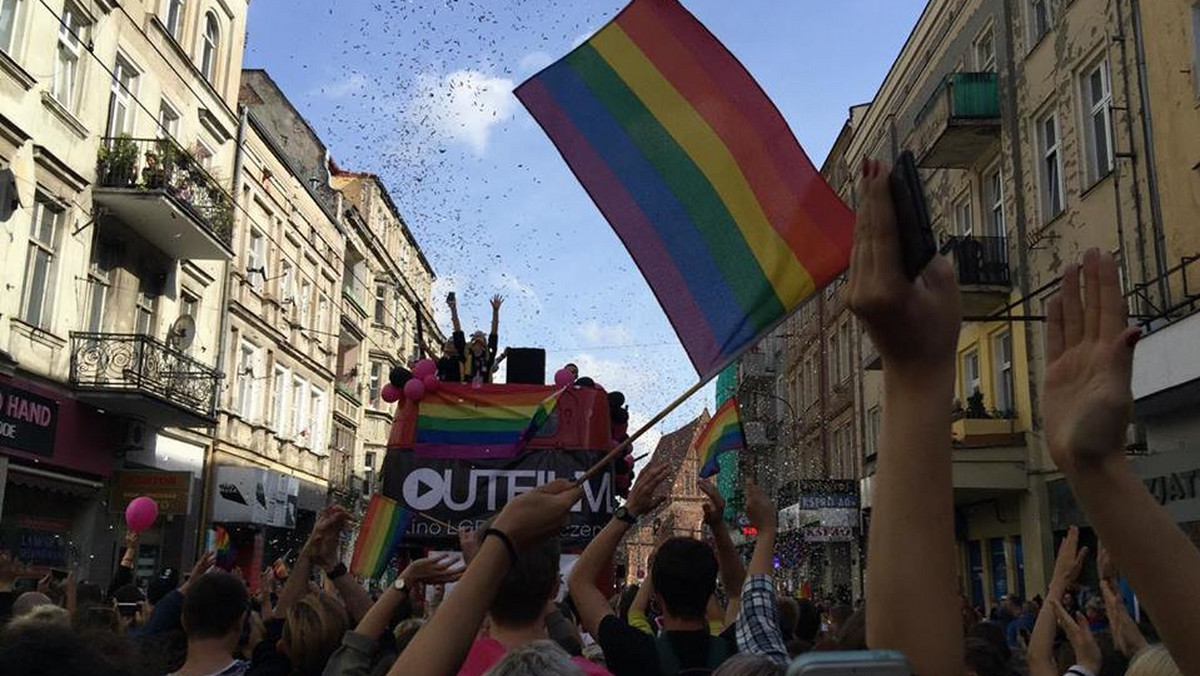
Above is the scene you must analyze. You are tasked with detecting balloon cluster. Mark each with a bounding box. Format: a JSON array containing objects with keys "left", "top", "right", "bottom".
[{"left": 385, "top": 359, "right": 440, "bottom": 402}]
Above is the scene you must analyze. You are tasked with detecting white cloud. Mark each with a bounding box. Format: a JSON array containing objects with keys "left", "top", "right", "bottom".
[
  {"left": 518, "top": 51, "right": 553, "bottom": 74},
  {"left": 577, "top": 320, "right": 634, "bottom": 347},
  {"left": 404, "top": 69, "right": 517, "bottom": 155},
  {"left": 311, "top": 72, "right": 368, "bottom": 99}
]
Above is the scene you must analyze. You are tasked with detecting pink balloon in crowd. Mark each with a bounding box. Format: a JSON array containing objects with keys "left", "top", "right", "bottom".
[
  {"left": 125, "top": 496, "right": 159, "bottom": 533},
  {"left": 404, "top": 378, "right": 427, "bottom": 401},
  {"left": 380, "top": 383, "right": 401, "bottom": 403},
  {"left": 412, "top": 359, "right": 437, "bottom": 380},
  {"left": 422, "top": 374, "right": 441, "bottom": 393},
  {"left": 554, "top": 368, "right": 576, "bottom": 388}
]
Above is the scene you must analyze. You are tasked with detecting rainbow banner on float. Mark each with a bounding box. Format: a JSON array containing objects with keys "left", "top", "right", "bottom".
[
  {"left": 516, "top": 0, "right": 853, "bottom": 380},
  {"left": 414, "top": 385, "right": 559, "bottom": 460},
  {"left": 697, "top": 397, "right": 746, "bottom": 478}
]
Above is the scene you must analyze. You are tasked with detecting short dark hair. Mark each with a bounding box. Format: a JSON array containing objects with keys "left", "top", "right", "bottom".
[
  {"left": 796, "top": 600, "right": 821, "bottom": 642},
  {"left": 112, "top": 584, "right": 144, "bottom": 605},
  {"left": 483, "top": 526, "right": 561, "bottom": 626},
  {"left": 181, "top": 572, "right": 248, "bottom": 640},
  {"left": 777, "top": 597, "right": 799, "bottom": 640},
  {"left": 651, "top": 537, "right": 717, "bottom": 619}
]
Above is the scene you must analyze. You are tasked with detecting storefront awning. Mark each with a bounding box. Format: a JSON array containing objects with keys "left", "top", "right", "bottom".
[{"left": 8, "top": 463, "right": 103, "bottom": 499}]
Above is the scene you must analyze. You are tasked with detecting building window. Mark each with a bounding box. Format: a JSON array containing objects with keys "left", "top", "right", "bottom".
[
  {"left": 271, "top": 365, "right": 288, "bottom": 432},
  {"left": 838, "top": 320, "right": 852, "bottom": 383},
  {"left": 989, "top": 537, "right": 1009, "bottom": 604},
  {"left": 106, "top": 57, "right": 138, "bottom": 137},
  {"left": 317, "top": 292, "right": 330, "bottom": 334},
  {"left": 373, "top": 283, "right": 386, "bottom": 325},
  {"left": 1028, "top": 0, "right": 1050, "bottom": 46},
  {"left": 247, "top": 229, "right": 266, "bottom": 291},
  {"left": 85, "top": 237, "right": 113, "bottom": 333},
  {"left": 165, "top": 0, "right": 184, "bottom": 39},
  {"left": 52, "top": 3, "right": 87, "bottom": 110},
  {"left": 236, "top": 342, "right": 258, "bottom": 418},
  {"left": 865, "top": 406, "right": 881, "bottom": 458},
  {"left": 134, "top": 281, "right": 156, "bottom": 336},
  {"left": 993, "top": 330, "right": 1014, "bottom": 414},
  {"left": 368, "top": 361, "right": 382, "bottom": 406},
  {"left": 827, "top": 333, "right": 840, "bottom": 391},
  {"left": 307, "top": 387, "right": 323, "bottom": 449},
  {"left": 954, "top": 192, "right": 973, "bottom": 237},
  {"left": 962, "top": 349, "right": 981, "bottom": 401},
  {"left": 1037, "top": 111, "right": 1065, "bottom": 222},
  {"left": 974, "top": 27, "right": 996, "bottom": 72},
  {"left": 985, "top": 166, "right": 1006, "bottom": 238},
  {"left": 200, "top": 11, "right": 219, "bottom": 84},
  {"left": 278, "top": 260, "right": 294, "bottom": 306},
  {"left": 291, "top": 376, "right": 308, "bottom": 440},
  {"left": 1013, "top": 536, "right": 1027, "bottom": 599},
  {"left": 1082, "top": 59, "right": 1114, "bottom": 185},
  {"left": 21, "top": 198, "right": 62, "bottom": 328},
  {"left": 298, "top": 278, "right": 313, "bottom": 327},
  {"left": 195, "top": 139, "right": 214, "bottom": 170},
  {"left": 158, "top": 99, "right": 180, "bottom": 140},
  {"left": 0, "top": 0, "right": 23, "bottom": 55},
  {"left": 968, "top": 541, "right": 985, "bottom": 608}
]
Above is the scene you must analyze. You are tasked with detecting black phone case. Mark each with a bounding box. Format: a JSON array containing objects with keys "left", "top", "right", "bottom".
[{"left": 889, "top": 150, "right": 937, "bottom": 280}]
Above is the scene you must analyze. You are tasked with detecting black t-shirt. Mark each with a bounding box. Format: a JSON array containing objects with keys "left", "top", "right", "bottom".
[{"left": 597, "top": 615, "right": 738, "bottom": 676}]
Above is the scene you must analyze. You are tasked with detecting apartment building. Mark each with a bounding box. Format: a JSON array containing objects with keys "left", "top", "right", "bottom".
[
  {"left": 0, "top": 0, "right": 247, "bottom": 580},
  {"left": 824, "top": 0, "right": 1200, "bottom": 612},
  {"left": 330, "top": 171, "right": 440, "bottom": 502}
]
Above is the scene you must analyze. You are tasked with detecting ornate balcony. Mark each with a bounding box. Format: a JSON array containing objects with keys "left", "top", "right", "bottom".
[
  {"left": 93, "top": 136, "right": 234, "bottom": 260},
  {"left": 70, "top": 332, "right": 221, "bottom": 427}
]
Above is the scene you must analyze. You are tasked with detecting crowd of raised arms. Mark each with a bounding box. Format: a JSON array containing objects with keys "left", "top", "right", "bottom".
[{"left": 2, "top": 160, "right": 1197, "bottom": 676}]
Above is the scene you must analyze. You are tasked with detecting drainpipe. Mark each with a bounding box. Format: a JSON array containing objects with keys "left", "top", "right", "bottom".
[
  {"left": 1129, "top": 0, "right": 1171, "bottom": 307},
  {"left": 1113, "top": 0, "right": 1151, "bottom": 310},
  {"left": 198, "top": 104, "right": 248, "bottom": 553}
]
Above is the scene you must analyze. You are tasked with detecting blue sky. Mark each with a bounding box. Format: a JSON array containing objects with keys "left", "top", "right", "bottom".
[{"left": 244, "top": 0, "right": 925, "bottom": 455}]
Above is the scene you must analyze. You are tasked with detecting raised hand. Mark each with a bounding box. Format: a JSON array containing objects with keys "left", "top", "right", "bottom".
[
  {"left": 401, "top": 552, "right": 467, "bottom": 586},
  {"left": 1050, "top": 599, "right": 1101, "bottom": 675},
  {"left": 490, "top": 294, "right": 504, "bottom": 311},
  {"left": 743, "top": 482, "right": 777, "bottom": 532},
  {"left": 1051, "top": 525, "right": 1089, "bottom": 592},
  {"left": 698, "top": 479, "right": 726, "bottom": 527},
  {"left": 491, "top": 479, "right": 583, "bottom": 550},
  {"left": 847, "top": 159, "right": 961, "bottom": 378},
  {"left": 305, "top": 505, "right": 350, "bottom": 569},
  {"left": 1042, "top": 250, "right": 1141, "bottom": 471},
  {"left": 1101, "top": 578, "right": 1148, "bottom": 658},
  {"left": 182, "top": 551, "right": 216, "bottom": 591},
  {"left": 625, "top": 462, "right": 669, "bottom": 519}
]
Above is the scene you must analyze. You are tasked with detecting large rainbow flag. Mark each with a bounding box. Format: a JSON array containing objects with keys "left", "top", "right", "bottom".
[
  {"left": 697, "top": 397, "right": 745, "bottom": 478},
  {"left": 415, "top": 384, "right": 561, "bottom": 459},
  {"left": 516, "top": 0, "right": 853, "bottom": 380},
  {"left": 350, "top": 494, "right": 413, "bottom": 579}
]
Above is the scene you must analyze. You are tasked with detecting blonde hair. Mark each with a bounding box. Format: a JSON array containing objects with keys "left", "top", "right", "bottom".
[
  {"left": 483, "top": 640, "right": 583, "bottom": 676},
  {"left": 1127, "top": 645, "right": 1182, "bottom": 676},
  {"left": 281, "top": 593, "right": 349, "bottom": 676},
  {"left": 7, "top": 603, "right": 71, "bottom": 632}
]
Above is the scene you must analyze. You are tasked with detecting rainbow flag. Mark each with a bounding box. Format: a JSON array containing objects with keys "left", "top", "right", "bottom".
[
  {"left": 520, "top": 387, "right": 565, "bottom": 447},
  {"left": 415, "top": 384, "right": 559, "bottom": 459},
  {"left": 211, "top": 525, "right": 236, "bottom": 569},
  {"left": 350, "top": 494, "right": 412, "bottom": 579},
  {"left": 516, "top": 0, "right": 853, "bottom": 380},
  {"left": 697, "top": 397, "right": 745, "bottom": 478}
]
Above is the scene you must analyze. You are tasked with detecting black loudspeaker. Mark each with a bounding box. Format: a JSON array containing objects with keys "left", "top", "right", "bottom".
[{"left": 506, "top": 347, "right": 546, "bottom": 384}]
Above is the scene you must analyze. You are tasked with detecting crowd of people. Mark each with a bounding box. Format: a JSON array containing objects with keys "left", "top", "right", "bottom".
[{"left": 1, "top": 160, "right": 1197, "bottom": 676}]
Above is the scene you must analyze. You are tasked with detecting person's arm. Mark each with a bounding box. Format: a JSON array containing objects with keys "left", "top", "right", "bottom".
[
  {"left": 1100, "top": 576, "right": 1148, "bottom": 659},
  {"left": 1050, "top": 599, "right": 1101, "bottom": 676},
  {"left": 489, "top": 294, "right": 502, "bottom": 338},
  {"left": 700, "top": 480, "right": 744, "bottom": 627},
  {"left": 1041, "top": 250, "right": 1200, "bottom": 676},
  {"left": 448, "top": 294, "right": 462, "bottom": 334},
  {"left": 280, "top": 505, "right": 348, "bottom": 617},
  {"left": 569, "top": 462, "right": 669, "bottom": 638},
  {"left": 735, "top": 483, "right": 787, "bottom": 665},
  {"left": 108, "top": 531, "right": 139, "bottom": 596},
  {"left": 1027, "top": 527, "right": 1088, "bottom": 676},
  {"left": 849, "top": 159, "right": 963, "bottom": 676},
  {"left": 0, "top": 552, "right": 27, "bottom": 623},
  {"left": 627, "top": 576, "right": 655, "bottom": 634},
  {"left": 387, "top": 480, "right": 582, "bottom": 676},
  {"left": 135, "top": 551, "right": 214, "bottom": 637},
  {"left": 493, "top": 348, "right": 509, "bottom": 368}
]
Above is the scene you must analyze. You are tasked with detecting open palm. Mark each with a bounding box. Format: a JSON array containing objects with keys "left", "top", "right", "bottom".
[{"left": 1041, "top": 251, "right": 1140, "bottom": 469}]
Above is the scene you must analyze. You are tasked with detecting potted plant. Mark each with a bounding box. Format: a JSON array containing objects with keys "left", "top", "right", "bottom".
[{"left": 96, "top": 135, "right": 138, "bottom": 187}]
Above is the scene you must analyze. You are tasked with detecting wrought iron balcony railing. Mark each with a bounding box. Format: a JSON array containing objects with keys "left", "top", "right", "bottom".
[
  {"left": 70, "top": 332, "right": 221, "bottom": 422},
  {"left": 949, "top": 235, "right": 1011, "bottom": 286}
]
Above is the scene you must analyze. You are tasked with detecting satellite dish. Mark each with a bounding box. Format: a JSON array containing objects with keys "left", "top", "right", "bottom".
[{"left": 168, "top": 314, "right": 197, "bottom": 350}]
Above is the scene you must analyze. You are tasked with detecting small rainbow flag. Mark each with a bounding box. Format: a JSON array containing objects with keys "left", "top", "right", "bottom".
[
  {"left": 415, "top": 384, "right": 560, "bottom": 459},
  {"left": 516, "top": 0, "right": 853, "bottom": 380},
  {"left": 350, "top": 494, "right": 413, "bottom": 579},
  {"left": 697, "top": 397, "right": 746, "bottom": 478},
  {"left": 211, "top": 525, "right": 236, "bottom": 569}
]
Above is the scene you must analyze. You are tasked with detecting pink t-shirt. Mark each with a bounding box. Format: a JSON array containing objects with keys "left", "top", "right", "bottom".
[{"left": 456, "top": 636, "right": 613, "bottom": 676}]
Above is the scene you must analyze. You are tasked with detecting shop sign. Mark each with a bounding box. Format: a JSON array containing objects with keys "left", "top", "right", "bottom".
[
  {"left": 110, "top": 471, "right": 192, "bottom": 515},
  {"left": 0, "top": 383, "right": 58, "bottom": 458},
  {"left": 1132, "top": 451, "right": 1200, "bottom": 524},
  {"left": 802, "top": 526, "right": 855, "bottom": 543},
  {"left": 795, "top": 479, "right": 859, "bottom": 510},
  {"left": 211, "top": 466, "right": 298, "bottom": 528}
]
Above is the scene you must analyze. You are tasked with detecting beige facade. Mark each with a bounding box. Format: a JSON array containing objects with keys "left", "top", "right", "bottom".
[{"left": 0, "top": 0, "right": 246, "bottom": 578}]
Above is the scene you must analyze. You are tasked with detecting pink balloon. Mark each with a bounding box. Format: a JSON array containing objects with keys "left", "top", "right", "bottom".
[
  {"left": 412, "top": 359, "right": 437, "bottom": 380},
  {"left": 125, "top": 496, "right": 159, "bottom": 533},
  {"left": 554, "top": 368, "right": 576, "bottom": 388},
  {"left": 404, "top": 378, "right": 426, "bottom": 401},
  {"left": 380, "top": 383, "right": 401, "bottom": 403},
  {"left": 422, "top": 374, "right": 441, "bottom": 393}
]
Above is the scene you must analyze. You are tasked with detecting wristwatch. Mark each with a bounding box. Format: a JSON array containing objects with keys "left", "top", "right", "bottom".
[
  {"left": 393, "top": 576, "right": 410, "bottom": 594},
  {"left": 614, "top": 505, "right": 638, "bottom": 525},
  {"left": 326, "top": 562, "right": 347, "bottom": 580}
]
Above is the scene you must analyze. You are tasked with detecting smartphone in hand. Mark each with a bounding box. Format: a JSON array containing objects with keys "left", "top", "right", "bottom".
[{"left": 889, "top": 150, "right": 937, "bottom": 280}]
